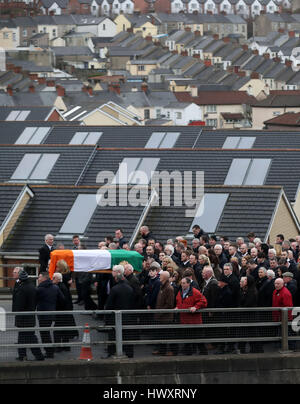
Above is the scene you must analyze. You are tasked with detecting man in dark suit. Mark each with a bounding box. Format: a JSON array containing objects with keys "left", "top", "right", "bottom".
[{"left": 38, "top": 234, "right": 55, "bottom": 274}]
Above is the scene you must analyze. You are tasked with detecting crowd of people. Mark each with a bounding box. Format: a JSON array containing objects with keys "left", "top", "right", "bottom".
[{"left": 11, "top": 225, "right": 300, "bottom": 360}]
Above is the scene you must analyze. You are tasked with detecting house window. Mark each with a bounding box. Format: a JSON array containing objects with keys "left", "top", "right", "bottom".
[
  {"left": 3, "top": 33, "right": 9, "bottom": 39},
  {"left": 207, "top": 105, "right": 217, "bottom": 113},
  {"left": 23, "top": 29, "right": 27, "bottom": 37},
  {"left": 13, "top": 33, "right": 16, "bottom": 42},
  {"left": 144, "top": 109, "right": 150, "bottom": 119},
  {"left": 114, "top": 3, "right": 118, "bottom": 7},
  {"left": 176, "top": 112, "right": 182, "bottom": 119},
  {"left": 206, "top": 119, "right": 217, "bottom": 127},
  {"left": 156, "top": 109, "right": 161, "bottom": 118},
  {"left": 52, "top": 29, "right": 56, "bottom": 36},
  {"left": 103, "top": 24, "right": 106, "bottom": 30},
  {"left": 138, "top": 65, "right": 145, "bottom": 71}
]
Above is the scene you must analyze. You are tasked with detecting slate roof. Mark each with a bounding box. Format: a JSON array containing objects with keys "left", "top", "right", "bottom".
[
  {"left": 145, "top": 185, "right": 287, "bottom": 243},
  {"left": 80, "top": 148, "right": 300, "bottom": 202},
  {"left": 0, "top": 106, "right": 56, "bottom": 121},
  {"left": 1, "top": 185, "right": 145, "bottom": 252},
  {"left": 0, "top": 145, "right": 95, "bottom": 185},
  {"left": 0, "top": 184, "right": 291, "bottom": 252}
]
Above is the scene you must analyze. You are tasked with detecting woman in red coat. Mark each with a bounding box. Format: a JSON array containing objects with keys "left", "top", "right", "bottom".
[{"left": 176, "top": 277, "right": 208, "bottom": 355}]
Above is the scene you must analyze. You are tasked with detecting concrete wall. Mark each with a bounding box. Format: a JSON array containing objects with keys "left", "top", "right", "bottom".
[{"left": 2, "top": 354, "right": 300, "bottom": 384}]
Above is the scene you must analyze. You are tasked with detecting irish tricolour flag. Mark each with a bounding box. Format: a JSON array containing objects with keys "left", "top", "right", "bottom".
[{"left": 49, "top": 249, "right": 143, "bottom": 279}]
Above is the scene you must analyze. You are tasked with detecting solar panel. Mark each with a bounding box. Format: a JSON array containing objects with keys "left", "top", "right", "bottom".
[
  {"left": 16, "top": 111, "right": 31, "bottom": 121},
  {"left": 83, "top": 132, "right": 102, "bottom": 145},
  {"left": 15, "top": 127, "right": 37, "bottom": 144},
  {"left": 28, "top": 127, "right": 50, "bottom": 145},
  {"left": 238, "top": 137, "right": 256, "bottom": 149},
  {"left": 30, "top": 154, "right": 59, "bottom": 180},
  {"left": 69, "top": 132, "right": 89, "bottom": 145},
  {"left": 222, "top": 137, "right": 256, "bottom": 149},
  {"left": 244, "top": 159, "right": 271, "bottom": 185},
  {"left": 145, "top": 132, "right": 165, "bottom": 148},
  {"left": 222, "top": 137, "right": 240, "bottom": 149},
  {"left": 189, "top": 193, "right": 229, "bottom": 233},
  {"left": 11, "top": 154, "right": 41, "bottom": 180},
  {"left": 160, "top": 132, "right": 180, "bottom": 148},
  {"left": 6, "top": 111, "right": 21, "bottom": 121},
  {"left": 60, "top": 194, "right": 98, "bottom": 234},
  {"left": 130, "top": 158, "right": 160, "bottom": 185},
  {"left": 224, "top": 158, "right": 251, "bottom": 185}
]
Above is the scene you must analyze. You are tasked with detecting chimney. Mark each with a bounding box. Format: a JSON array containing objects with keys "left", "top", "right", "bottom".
[
  {"left": 145, "top": 35, "right": 152, "bottom": 41},
  {"left": 28, "top": 85, "right": 35, "bottom": 93},
  {"left": 184, "top": 26, "right": 191, "bottom": 32},
  {"left": 6, "top": 63, "right": 15, "bottom": 71},
  {"left": 181, "top": 50, "right": 188, "bottom": 56},
  {"left": 141, "top": 83, "right": 148, "bottom": 93},
  {"left": 87, "top": 86, "right": 93, "bottom": 96},
  {"left": 250, "top": 72, "right": 259, "bottom": 79},
  {"left": 56, "top": 85, "right": 65, "bottom": 97},
  {"left": 82, "top": 85, "right": 88, "bottom": 93},
  {"left": 172, "top": 50, "right": 178, "bottom": 54},
  {"left": 29, "top": 73, "right": 38, "bottom": 80},
  {"left": 127, "top": 27, "right": 133, "bottom": 33},
  {"left": 242, "top": 44, "right": 248, "bottom": 51},
  {"left": 222, "top": 37, "right": 230, "bottom": 43},
  {"left": 278, "top": 28, "right": 284, "bottom": 33},
  {"left": 113, "top": 84, "right": 120, "bottom": 95},
  {"left": 227, "top": 66, "right": 234, "bottom": 73},
  {"left": 237, "top": 71, "right": 246, "bottom": 77},
  {"left": 14, "top": 66, "right": 22, "bottom": 74},
  {"left": 285, "top": 59, "right": 293, "bottom": 67},
  {"left": 193, "top": 53, "right": 200, "bottom": 58},
  {"left": 273, "top": 57, "right": 281, "bottom": 63},
  {"left": 204, "top": 59, "right": 211, "bottom": 66},
  {"left": 46, "top": 80, "right": 55, "bottom": 87},
  {"left": 213, "top": 34, "right": 219, "bottom": 40},
  {"left": 194, "top": 30, "right": 200, "bottom": 36},
  {"left": 6, "top": 85, "right": 13, "bottom": 96},
  {"left": 38, "top": 77, "right": 46, "bottom": 85},
  {"left": 252, "top": 49, "right": 259, "bottom": 55},
  {"left": 263, "top": 53, "right": 270, "bottom": 59},
  {"left": 288, "top": 31, "right": 295, "bottom": 37}
]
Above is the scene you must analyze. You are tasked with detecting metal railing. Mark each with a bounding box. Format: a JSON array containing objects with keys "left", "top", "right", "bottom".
[{"left": 0, "top": 307, "right": 298, "bottom": 361}]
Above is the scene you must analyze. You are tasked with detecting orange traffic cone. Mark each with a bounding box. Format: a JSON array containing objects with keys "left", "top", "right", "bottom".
[{"left": 79, "top": 323, "right": 93, "bottom": 361}]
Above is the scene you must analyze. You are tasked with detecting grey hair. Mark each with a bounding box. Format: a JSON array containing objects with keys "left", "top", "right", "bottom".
[
  {"left": 259, "top": 267, "right": 268, "bottom": 275},
  {"left": 53, "top": 272, "right": 62, "bottom": 282},
  {"left": 45, "top": 234, "right": 54, "bottom": 242},
  {"left": 223, "top": 263, "right": 233, "bottom": 271},
  {"left": 267, "top": 269, "right": 275, "bottom": 279}
]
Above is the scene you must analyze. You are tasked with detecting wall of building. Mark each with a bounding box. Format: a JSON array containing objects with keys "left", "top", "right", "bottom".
[
  {"left": 270, "top": 195, "right": 299, "bottom": 243},
  {"left": 2, "top": 354, "right": 300, "bottom": 384},
  {"left": 252, "top": 107, "right": 300, "bottom": 130}
]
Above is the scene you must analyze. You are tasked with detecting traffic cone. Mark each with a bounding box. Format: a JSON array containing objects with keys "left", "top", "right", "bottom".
[{"left": 79, "top": 323, "right": 93, "bottom": 361}]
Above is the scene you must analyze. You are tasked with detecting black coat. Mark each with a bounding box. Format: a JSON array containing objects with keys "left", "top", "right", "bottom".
[
  {"left": 105, "top": 280, "right": 134, "bottom": 311},
  {"left": 286, "top": 280, "right": 298, "bottom": 306},
  {"left": 240, "top": 288, "right": 258, "bottom": 308},
  {"left": 12, "top": 279, "right": 37, "bottom": 327},
  {"left": 257, "top": 277, "right": 274, "bottom": 307},
  {"left": 202, "top": 277, "right": 220, "bottom": 308},
  {"left": 215, "top": 285, "right": 235, "bottom": 308},
  {"left": 39, "top": 244, "right": 54, "bottom": 273},
  {"left": 37, "top": 279, "right": 65, "bottom": 315},
  {"left": 126, "top": 273, "right": 144, "bottom": 309},
  {"left": 227, "top": 273, "right": 240, "bottom": 307}
]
